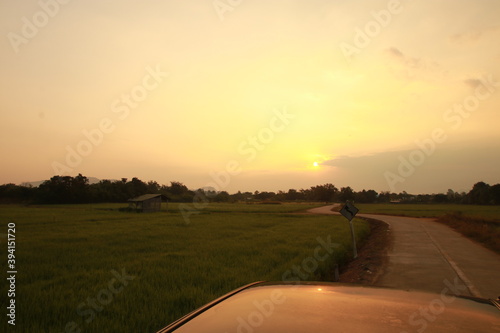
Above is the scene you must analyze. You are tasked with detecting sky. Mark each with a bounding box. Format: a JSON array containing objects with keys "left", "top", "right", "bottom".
[{"left": 1, "top": 0, "right": 499, "bottom": 194}]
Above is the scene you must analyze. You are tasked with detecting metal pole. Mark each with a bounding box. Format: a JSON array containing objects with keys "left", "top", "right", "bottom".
[{"left": 349, "top": 220, "right": 357, "bottom": 258}]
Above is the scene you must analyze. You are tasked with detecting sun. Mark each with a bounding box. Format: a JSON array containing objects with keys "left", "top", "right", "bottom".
[{"left": 313, "top": 162, "right": 319, "bottom": 167}]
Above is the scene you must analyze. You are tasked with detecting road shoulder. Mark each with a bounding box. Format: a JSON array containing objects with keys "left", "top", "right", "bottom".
[{"left": 338, "top": 217, "right": 392, "bottom": 285}]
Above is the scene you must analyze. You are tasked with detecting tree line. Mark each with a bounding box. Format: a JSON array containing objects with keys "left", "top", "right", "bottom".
[{"left": 0, "top": 174, "right": 499, "bottom": 205}]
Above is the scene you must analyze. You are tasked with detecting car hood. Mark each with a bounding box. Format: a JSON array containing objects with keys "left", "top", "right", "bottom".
[{"left": 157, "top": 281, "right": 500, "bottom": 333}]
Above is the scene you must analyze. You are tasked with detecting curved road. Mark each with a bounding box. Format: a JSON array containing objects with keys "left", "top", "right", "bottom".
[{"left": 308, "top": 205, "right": 500, "bottom": 299}]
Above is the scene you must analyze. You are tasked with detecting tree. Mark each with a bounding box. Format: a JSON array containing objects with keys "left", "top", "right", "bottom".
[
  {"left": 37, "top": 174, "right": 89, "bottom": 204},
  {"left": 0, "top": 183, "right": 36, "bottom": 203},
  {"left": 214, "top": 191, "right": 230, "bottom": 202},
  {"left": 310, "top": 184, "right": 338, "bottom": 203},
  {"left": 72, "top": 174, "right": 89, "bottom": 202},
  {"left": 169, "top": 181, "right": 188, "bottom": 196},
  {"left": 432, "top": 193, "right": 448, "bottom": 203},
  {"left": 447, "top": 189, "right": 456, "bottom": 203},
  {"left": 285, "top": 189, "right": 302, "bottom": 201},
  {"left": 146, "top": 181, "right": 160, "bottom": 193},
  {"left": 467, "top": 182, "right": 491, "bottom": 205},
  {"left": 377, "top": 191, "right": 390, "bottom": 203},
  {"left": 354, "top": 189, "right": 378, "bottom": 203},
  {"left": 90, "top": 179, "right": 117, "bottom": 202},
  {"left": 163, "top": 182, "right": 193, "bottom": 202},
  {"left": 490, "top": 184, "right": 500, "bottom": 205},
  {"left": 230, "top": 191, "right": 246, "bottom": 202},
  {"left": 275, "top": 190, "right": 286, "bottom": 201},
  {"left": 338, "top": 186, "right": 354, "bottom": 203},
  {"left": 254, "top": 191, "right": 276, "bottom": 201},
  {"left": 127, "top": 177, "right": 148, "bottom": 198}
]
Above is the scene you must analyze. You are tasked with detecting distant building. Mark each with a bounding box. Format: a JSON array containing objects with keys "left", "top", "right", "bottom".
[{"left": 127, "top": 194, "right": 169, "bottom": 213}]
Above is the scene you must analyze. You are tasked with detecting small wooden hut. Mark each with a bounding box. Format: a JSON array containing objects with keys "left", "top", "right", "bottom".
[{"left": 127, "top": 194, "right": 168, "bottom": 213}]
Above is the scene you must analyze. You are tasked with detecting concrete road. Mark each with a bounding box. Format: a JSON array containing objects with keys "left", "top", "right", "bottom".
[{"left": 308, "top": 205, "right": 500, "bottom": 299}]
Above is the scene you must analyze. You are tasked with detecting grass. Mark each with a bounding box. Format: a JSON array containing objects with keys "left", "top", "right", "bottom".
[
  {"left": 354, "top": 203, "right": 500, "bottom": 220},
  {"left": 0, "top": 202, "right": 369, "bottom": 333}
]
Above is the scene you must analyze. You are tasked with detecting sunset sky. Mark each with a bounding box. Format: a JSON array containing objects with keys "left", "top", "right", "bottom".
[{"left": 1, "top": 0, "right": 499, "bottom": 194}]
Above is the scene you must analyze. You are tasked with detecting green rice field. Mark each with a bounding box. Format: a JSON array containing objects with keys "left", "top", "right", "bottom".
[
  {"left": 354, "top": 203, "right": 500, "bottom": 221},
  {"left": 0, "top": 203, "right": 369, "bottom": 332}
]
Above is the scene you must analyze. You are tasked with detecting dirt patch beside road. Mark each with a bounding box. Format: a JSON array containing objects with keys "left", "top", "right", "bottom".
[{"left": 338, "top": 218, "right": 391, "bottom": 285}]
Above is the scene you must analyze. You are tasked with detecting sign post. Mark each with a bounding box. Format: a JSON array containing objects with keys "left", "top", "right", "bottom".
[{"left": 339, "top": 202, "right": 359, "bottom": 258}]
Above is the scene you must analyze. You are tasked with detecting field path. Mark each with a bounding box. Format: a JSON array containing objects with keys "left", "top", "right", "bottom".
[{"left": 308, "top": 205, "right": 500, "bottom": 299}]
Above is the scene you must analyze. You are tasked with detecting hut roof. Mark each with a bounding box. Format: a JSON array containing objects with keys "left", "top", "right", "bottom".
[{"left": 128, "top": 194, "right": 169, "bottom": 202}]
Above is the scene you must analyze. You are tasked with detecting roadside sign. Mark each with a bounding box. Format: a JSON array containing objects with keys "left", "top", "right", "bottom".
[
  {"left": 340, "top": 202, "right": 359, "bottom": 221},
  {"left": 339, "top": 202, "right": 359, "bottom": 259}
]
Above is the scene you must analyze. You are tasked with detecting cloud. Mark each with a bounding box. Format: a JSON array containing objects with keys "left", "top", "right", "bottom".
[
  {"left": 321, "top": 142, "right": 500, "bottom": 193},
  {"left": 322, "top": 150, "right": 405, "bottom": 170},
  {"left": 386, "top": 47, "right": 404, "bottom": 59},
  {"left": 384, "top": 47, "right": 442, "bottom": 80},
  {"left": 450, "top": 26, "right": 499, "bottom": 45},
  {"left": 463, "top": 78, "right": 483, "bottom": 89},
  {"left": 384, "top": 47, "right": 438, "bottom": 70},
  {"left": 450, "top": 31, "right": 483, "bottom": 44}
]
